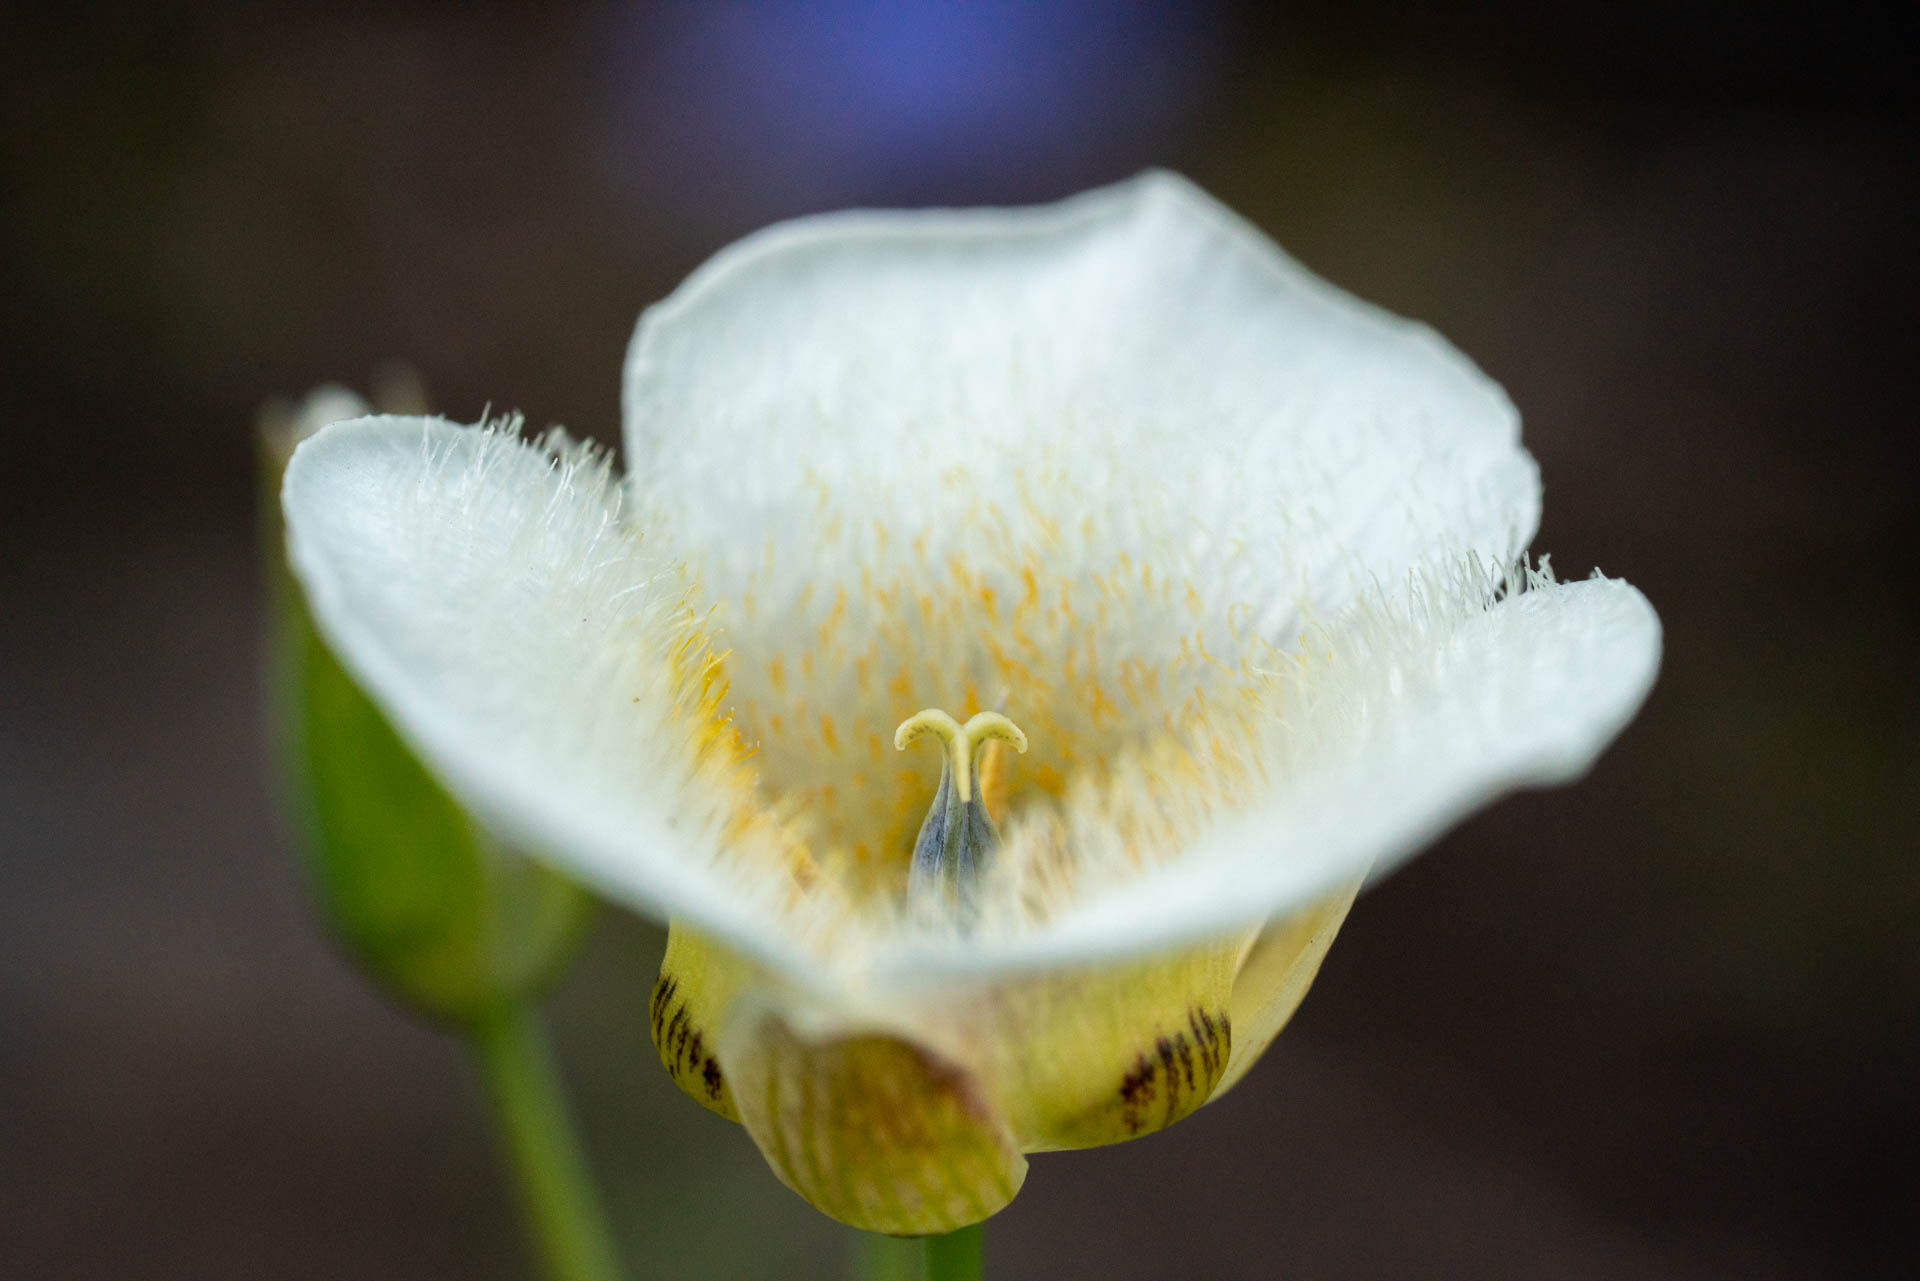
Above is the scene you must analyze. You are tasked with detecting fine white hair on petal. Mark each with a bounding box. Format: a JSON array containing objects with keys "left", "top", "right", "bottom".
[
  {"left": 280, "top": 176, "right": 1660, "bottom": 992},
  {"left": 880, "top": 564, "right": 1662, "bottom": 979},
  {"left": 281, "top": 415, "right": 841, "bottom": 982},
  {"left": 623, "top": 169, "right": 1541, "bottom": 665}
]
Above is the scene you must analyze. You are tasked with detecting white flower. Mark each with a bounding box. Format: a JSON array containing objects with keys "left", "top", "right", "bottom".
[{"left": 281, "top": 172, "right": 1660, "bottom": 1234}]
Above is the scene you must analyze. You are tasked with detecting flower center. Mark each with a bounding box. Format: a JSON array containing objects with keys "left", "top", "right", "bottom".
[
  {"left": 680, "top": 498, "right": 1288, "bottom": 932},
  {"left": 894, "top": 709, "right": 1028, "bottom": 912}
]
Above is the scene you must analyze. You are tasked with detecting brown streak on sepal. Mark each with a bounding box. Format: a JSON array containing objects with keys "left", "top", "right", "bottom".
[
  {"left": 665, "top": 1006, "right": 688, "bottom": 1070},
  {"left": 1001, "top": 942, "right": 1243, "bottom": 1152},
  {"left": 1117, "top": 1052, "right": 1158, "bottom": 1136},
  {"left": 1088, "top": 1006, "right": 1233, "bottom": 1145},
  {"left": 649, "top": 973, "right": 678, "bottom": 1042},
  {"left": 649, "top": 968, "right": 737, "bottom": 1120},
  {"left": 1156, "top": 1036, "right": 1180, "bottom": 1128},
  {"left": 1192, "top": 1007, "right": 1222, "bottom": 1077}
]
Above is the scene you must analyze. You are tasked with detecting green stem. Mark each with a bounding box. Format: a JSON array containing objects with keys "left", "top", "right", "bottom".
[
  {"left": 924, "top": 1224, "right": 985, "bottom": 1281},
  {"left": 854, "top": 1231, "right": 925, "bottom": 1281},
  {"left": 467, "top": 1001, "right": 625, "bottom": 1281}
]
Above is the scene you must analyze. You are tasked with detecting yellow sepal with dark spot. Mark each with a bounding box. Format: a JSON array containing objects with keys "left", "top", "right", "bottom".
[
  {"left": 650, "top": 924, "right": 761, "bottom": 1121},
  {"left": 647, "top": 889, "right": 1356, "bottom": 1233},
  {"left": 970, "top": 938, "right": 1247, "bottom": 1152}
]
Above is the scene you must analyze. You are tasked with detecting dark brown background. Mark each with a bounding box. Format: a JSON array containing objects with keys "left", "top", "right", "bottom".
[{"left": 3, "top": 2, "right": 1914, "bottom": 1278}]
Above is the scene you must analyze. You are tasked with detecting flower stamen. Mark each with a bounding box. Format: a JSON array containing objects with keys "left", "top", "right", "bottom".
[{"left": 895, "top": 709, "right": 1028, "bottom": 909}]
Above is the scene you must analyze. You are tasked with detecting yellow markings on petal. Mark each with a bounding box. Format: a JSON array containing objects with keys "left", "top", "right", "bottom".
[
  {"left": 684, "top": 481, "right": 1298, "bottom": 920},
  {"left": 894, "top": 709, "right": 1028, "bottom": 804},
  {"left": 1019, "top": 565, "right": 1040, "bottom": 610},
  {"left": 659, "top": 602, "right": 831, "bottom": 906}
]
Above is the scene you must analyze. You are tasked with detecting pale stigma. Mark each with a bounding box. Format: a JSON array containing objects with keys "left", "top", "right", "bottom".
[{"left": 895, "top": 709, "right": 1028, "bottom": 909}]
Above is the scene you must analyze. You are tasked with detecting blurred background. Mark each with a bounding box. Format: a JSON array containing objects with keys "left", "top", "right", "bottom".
[{"left": 3, "top": 1, "right": 1914, "bottom": 1277}]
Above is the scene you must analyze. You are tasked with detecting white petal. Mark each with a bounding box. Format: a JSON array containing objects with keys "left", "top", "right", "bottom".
[
  {"left": 885, "top": 573, "right": 1662, "bottom": 976},
  {"left": 624, "top": 170, "right": 1539, "bottom": 629},
  {"left": 281, "top": 416, "right": 822, "bottom": 977}
]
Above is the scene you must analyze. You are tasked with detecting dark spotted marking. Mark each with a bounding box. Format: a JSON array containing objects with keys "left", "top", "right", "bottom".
[
  {"left": 1189, "top": 1017, "right": 1209, "bottom": 1075},
  {"left": 649, "top": 974, "right": 679, "bottom": 1042},
  {"left": 1190, "top": 1007, "right": 1220, "bottom": 1076},
  {"left": 1113, "top": 1008, "right": 1234, "bottom": 1137},
  {"left": 1188, "top": 1005, "right": 1231, "bottom": 1084},
  {"left": 664, "top": 1006, "right": 688, "bottom": 1068},
  {"left": 1120, "top": 1054, "right": 1157, "bottom": 1105},
  {"left": 1156, "top": 1036, "right": 1181, "bottom": 1127},
  {"left": 1119, "top": 1052, "right": 1159, "bottom": 1135},
  {"left": 650, "top": 971, "right": 729, "bottom": 1103}
]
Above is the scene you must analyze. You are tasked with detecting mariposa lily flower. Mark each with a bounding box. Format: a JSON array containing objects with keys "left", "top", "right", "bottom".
[{"left": 282, "top": 172, "right": 1660, "bottom": 1235}]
